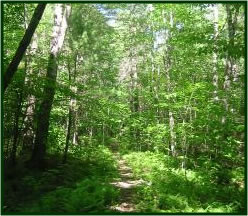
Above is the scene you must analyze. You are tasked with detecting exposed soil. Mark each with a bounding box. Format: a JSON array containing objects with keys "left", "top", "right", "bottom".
[{"left": 109, "top": 153, "right": 146, "bottom": 212}]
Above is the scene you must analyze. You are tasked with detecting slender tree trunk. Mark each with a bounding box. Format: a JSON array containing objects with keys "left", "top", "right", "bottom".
[
  {"left": 222, "top": 5, "right": 241, "bottom": 124},
  {"left": 181, "top": 119, "right": 187, "bottom": 175},
  {"left": 129, "top": 50, "right": 139, "bottom": 146},
  {"left": 22, "top": 28, "right": 38, "bottom": 151},
  {"left": 72, "top": 113, "right": 78, "bottom": 145},
  {"left": 212, "top": 4, "right": 219, "bottom": 101},
  {"left": 4, "top": 3, "right": 46, "bottom": 92},
  {"left": 30, "top": 4, "right": 71, "bottom": 168},
  {"left": 132, "top": 59, "right": 140, "bottom": 147},
  {"left": 226, "top": 4, "right": 241, "bottom": 82},
  {"left": 162, "top": 9, "right": 176, "bottom": 157},
  {"left": 168, "top": 12, "right": 176, "bottom": 157},
  {"left": 63, "top": 106, "right": 72, "bottom": 163},
  {"left": 156, "top": 66, "right": 161, "bottom": 123},
  {"left": 212, "top": 5, "right": 220, "bottom": 156},
  {"left": 63, "top": 54, "right": 77, "bottom": 163},
  {"left": 72, "top": 54, "right": 78, "bottom": 145},
  {"left": 63, "top": 60, "right": 72, "bottom": 164},
  {"left": 169, "top": 111, "right": 176, "bottom": 156}
]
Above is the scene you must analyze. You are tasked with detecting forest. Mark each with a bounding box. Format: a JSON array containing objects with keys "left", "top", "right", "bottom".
[{"left": 2, "top": 2, "right": 246, "bottom": 214}]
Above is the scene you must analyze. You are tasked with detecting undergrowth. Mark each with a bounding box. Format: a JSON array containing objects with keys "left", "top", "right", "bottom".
[
  {"left": 123, "top": 151, "right": 245, "bottom": 213},
  {"left": 4, "top": 145, "right": 120, "bottom": 214}
]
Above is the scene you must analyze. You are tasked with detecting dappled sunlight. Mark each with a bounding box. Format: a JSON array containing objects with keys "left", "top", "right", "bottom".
[
  {"left": 3, "top": 2, "right": 244, "bottom": 214},
  {"left": 120, "top": 172, "right": 133, "bottom": 178},
  {"left": 111, "top": 179, "right": 146, "bottom": 189},
  {"left": 109, "top": 154, "right": 148, "bottom": 212},
  {"left": 110, "top": 202, "right": 135, "bottom": 212},
  {"left": 124, "top": 151, "right": 245, "bottom": 213}
]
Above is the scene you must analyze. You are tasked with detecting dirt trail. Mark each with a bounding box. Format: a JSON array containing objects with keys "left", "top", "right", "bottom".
[{"left": 109, "top": 153, "right": 145, "bottom": 212}]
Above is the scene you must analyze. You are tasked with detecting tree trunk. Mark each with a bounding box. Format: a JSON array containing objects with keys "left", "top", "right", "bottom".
[
  {"left": 162, "top": 9, "right": 176, "bottom": 157},
  {"left": 72, "top": 55, "right": 78, "bottom": 146},
  {"left": 130, "top": 55, "right": 140, "bottom": 147},
  {"left": 63, "top": 106, "right": 72, "bottom": 164},
  {"left": 169, "top": 111, "right": 176, "bottom": 156},
  {"left": 4, "top": 3, "right": 46, "bottom": 92},
  {"left": 22, "top": 21, "right": 39, "bottom": 152},
  {"left": 30, "top": 4, "right": 71, "bottom": 168},
  {"left": 222, "top": 4, "right": 241, "bottom": 124},
  {"left": 212, "top": 4, "right": 219, "bottom": 101},
  {"left": 226, "top": 4, "right": 241, "bottom": 82}
]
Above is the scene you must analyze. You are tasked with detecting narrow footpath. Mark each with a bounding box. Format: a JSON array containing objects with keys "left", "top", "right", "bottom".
[{"left": 109, "top": 153, "right": 146, "bottom": 212}]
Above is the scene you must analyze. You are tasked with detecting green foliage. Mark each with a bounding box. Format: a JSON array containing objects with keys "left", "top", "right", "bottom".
[
  {"left": 22, "top": 177, "right": 119, "bottom": 213},
  {"left": 5, "top": 146, "right": 120, "bottom": 213},
  {"left": 3, "top": 2, "right": 245, "bottom": 214},
  {"left": 124, "top": 152, "right": 244, "bottom": 213}
]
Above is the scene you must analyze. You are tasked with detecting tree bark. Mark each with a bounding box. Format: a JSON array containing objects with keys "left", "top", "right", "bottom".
[
  {"left": 162, "top": 9, "right": 176, "bottom": 157},
  {"left": 22, "top": 27, "right": 39, "bottom": 151},
  {"left": 30, "top": 4, "right": 71, "bottom": 168},
  {"left": 4, "top": 3, "right": 46, "bottom": 92}
]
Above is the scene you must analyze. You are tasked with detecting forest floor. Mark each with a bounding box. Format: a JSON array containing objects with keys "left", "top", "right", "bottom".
[
  {"left": 4, "top": 147, "right": 244, "bottom": 214},
  {"left": 109, "top": 153, "right": 146, "bottom": 212}
]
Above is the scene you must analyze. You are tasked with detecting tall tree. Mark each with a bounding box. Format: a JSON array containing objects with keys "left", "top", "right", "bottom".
[
  {"left": 30, "top": 4, "right": 71, "bottom": 168},
  {"left": 222, "top": 4, "right": 241, "bottom": 124},
  {"left": 212, "top": 4, "right": 219, "bottom": 101},
  {"left": 4, "top": 3, "right": 46, "bottom": 92},
  {"left": 21, "top": 4, "right": 39, "bottom": 153}
]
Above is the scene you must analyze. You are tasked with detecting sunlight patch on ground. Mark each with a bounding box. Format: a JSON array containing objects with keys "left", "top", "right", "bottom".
[
  {"left": 110, "top": 202, "right": 135, "bottom": 212},
  {"left": 109, "top": 154, "right": 147, "bottom": 212},
  {"left": 110, "top": 179, "right": 145, "bottom": 189}
]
